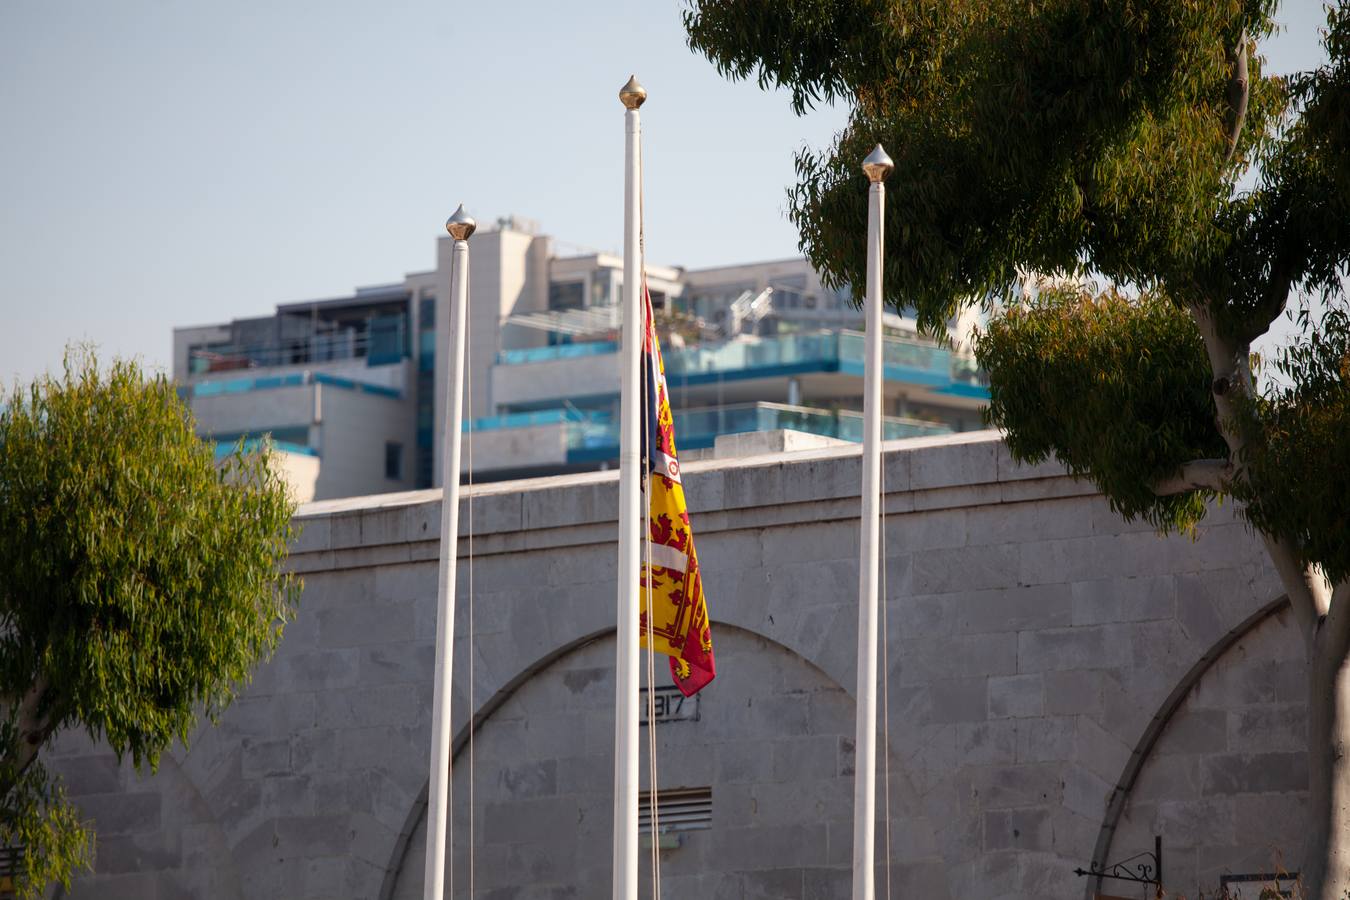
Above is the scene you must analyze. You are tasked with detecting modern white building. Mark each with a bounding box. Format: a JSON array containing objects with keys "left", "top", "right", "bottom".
[{"left": 173, "top": 217, "right": 989, "bottom": 500}]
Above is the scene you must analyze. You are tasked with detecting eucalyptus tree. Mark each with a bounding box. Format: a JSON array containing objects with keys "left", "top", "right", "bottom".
[
  {"left": 685, "top": 0, "right": 1350, "bottom": 895},
  {"left": 0, "top": 351, "right": 300, "bottom": 897}
]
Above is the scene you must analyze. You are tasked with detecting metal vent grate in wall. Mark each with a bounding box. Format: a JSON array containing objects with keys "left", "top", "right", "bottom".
[
  {"left": 0, "top": 845, "right": 24, "bottom": 898},
  {"left": 638, "top": 787, "right": 712, "bottom": 834}
]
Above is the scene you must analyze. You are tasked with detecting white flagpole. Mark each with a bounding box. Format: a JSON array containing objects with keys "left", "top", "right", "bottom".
[
  {"left": 613, "top": 74, "right": 646, "bottom": 900},
  {"left": 424, "top": 204, "right": 475, "bottom": 900},
  {"left": 853, "top": 145, "right": 893, "bottom": 900}
]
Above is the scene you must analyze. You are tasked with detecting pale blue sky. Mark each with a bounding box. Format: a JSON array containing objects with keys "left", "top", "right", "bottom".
[{"left": 0, "top": 0, "right": 1334, "bottom": 386}]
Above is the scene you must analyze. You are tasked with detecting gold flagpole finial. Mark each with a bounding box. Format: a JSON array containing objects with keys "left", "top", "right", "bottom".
[
  {"left": 862, "top": 144, "right": 894, "bottom": 184},
  {"left": 619, "top": 75, "right": 647, "bottom": 110},
  {"left": 445, "top": 204, "right": 477, "bottom": 241}
]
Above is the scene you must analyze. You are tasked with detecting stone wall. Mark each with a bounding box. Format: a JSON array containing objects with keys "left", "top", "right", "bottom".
[{"left": 48, "top": 431, "right": 1307, "bottom": 899}]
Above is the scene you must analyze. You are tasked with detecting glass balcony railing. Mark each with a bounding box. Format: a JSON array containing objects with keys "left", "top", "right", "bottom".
[
  {"left": 465, "top": 407, "right": 608, "bottom": 432},
  {"left": 496, "top": 341, "right": 620, "bottom": 365},
  {"left": 494, "top": 329, "right": 979, "bottom": 393},
  {"left": 211, "top": 437, "right": 317, "bottom": 460},
  {"left": 662, "top": 332, "right": 842, "bottom": 378},
  {"left": 188, "top": 320, "right": 409, "bottom": 374},
  {"left": 837, "top": 331, "right": 951, "bottom": 382},
  {"left": 551, "top": 401, "right": 950, "bottom": 458},
  {"left": 668, "top": 403, "right": 837, "bottom": 441},
  {"left": 835, "top": 410, "right": 953, "bottom": 442},
  {"left": 183, "top": 371, "right": 401, "bottom": 400}
]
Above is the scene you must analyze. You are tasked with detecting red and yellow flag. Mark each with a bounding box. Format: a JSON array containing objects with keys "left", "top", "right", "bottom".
[{"left": 638, "top": 283, "right": 715, "bottom": 696}]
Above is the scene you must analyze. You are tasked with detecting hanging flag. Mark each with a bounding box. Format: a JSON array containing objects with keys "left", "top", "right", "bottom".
[{"left": 639, "top": 283, "right": 716, "bottom": 696}]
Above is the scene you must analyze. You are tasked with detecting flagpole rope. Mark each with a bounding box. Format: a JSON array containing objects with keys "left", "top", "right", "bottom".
[
  {"left": 879, "top": 435, "right": 893, "bottom": 900},
  {"left": 643, "top": 369, "right": 661, "bottom": 900},
  {"left": 638, "top": 130, "right": 664, "bottom": 900},
  {"left": 466, "top": 301, "right": 477, "bottom": 900},
  {"left": 642, "top": 317, "right": 658, "bottom": 895}
]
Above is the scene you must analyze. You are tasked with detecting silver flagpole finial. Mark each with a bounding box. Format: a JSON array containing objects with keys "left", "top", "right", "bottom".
[
  {"left": 446, "top": 204, "right": 477, "bottom": 241},
  {"left": 862, "top": 144, "right": 894, "bottom": 184},
  {"left": 619, "top": 75, "right": 647, "bottom": 109}
]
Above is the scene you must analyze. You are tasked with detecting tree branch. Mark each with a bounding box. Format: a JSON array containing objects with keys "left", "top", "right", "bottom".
[
  {"left": 1319, "top": 579, "right": 1350, "bottom": 667},
  {"left": 1189, "top": 303, "right": 1250, "bottom": 459},
  {"left": 1152, "top": 458, "right": 1232, "bottom": 495},
  {"left": 1263, "top": 534, "right": 1332, "bottom": 652},
  {"left": 1235, "top": 243, "right": 1298, "bottom": 346},
  {"left": 1189, "top": 303, "right": 1331, "bottom": 652},
  {"left": 0, "top": 676, "right": 58, "bottom": 798},
  {"left": 1218, "top": 30, "right": 1297, "bottom": 348},
  {"left": 1223, "top": 31, "right": 1250, "bottom": 165}
]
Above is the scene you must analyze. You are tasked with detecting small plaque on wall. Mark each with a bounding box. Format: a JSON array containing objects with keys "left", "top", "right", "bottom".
[
  {"left": 1219, "top": 872, "right": 1300, "bottom": 898},
  {"left": 639, "top": 685, "right": 699, "bottom": 725}
]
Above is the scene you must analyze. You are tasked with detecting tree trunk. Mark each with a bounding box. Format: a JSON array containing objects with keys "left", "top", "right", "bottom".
[
  {"left": 1305, "top": 643, "right": 1350, "bottom": 900},
  {"left": 0, "top": 676, "right": 57, "bottom": 803},
  {"left": 1184, "top": 303, "right": 1350, "bottom": 897}
]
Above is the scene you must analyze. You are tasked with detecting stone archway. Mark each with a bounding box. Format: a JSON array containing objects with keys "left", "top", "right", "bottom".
[
  {"left": 384, "top": 624, "right": 945, "bottom": 899},
  {"left": 1084, "top": 594, "right": 1309, "bottom": 898},
  {"left": 53, "top": 747, "right": 244, "bottom": 900}
]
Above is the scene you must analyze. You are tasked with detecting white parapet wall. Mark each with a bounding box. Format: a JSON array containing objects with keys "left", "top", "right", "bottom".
[
  {"left": 488, "top": 347, "right": 620, "bottom": 409},
  {"left": 273, "top": 449, "right": 321, "bottom": 505}
]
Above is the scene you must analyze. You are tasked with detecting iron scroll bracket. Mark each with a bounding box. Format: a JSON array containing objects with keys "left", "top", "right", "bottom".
[{"left": 1074, "top": 835, "right": 1163, "bottom": 896}]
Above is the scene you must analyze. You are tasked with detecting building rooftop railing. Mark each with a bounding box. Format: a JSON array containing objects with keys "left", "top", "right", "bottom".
[
  {"left": 181, "top": 371, "right": 402, "bottom": 400},
  {"left": 493, "top": 328, "right": 986, "bottom": 397},
  {"left": 188, "top": 318, "right": 408, "bottom": 374},
  {"left": 496, "top": 341, "right": 620, "bottom": 366},
  {"left": 464, "top": 407, "right": 603, "bottom": 432},
  {"left": 212, "top": 438, "right": 318, "bottom": 460},
  {"left": 466, "top": 400, "right": 951, "bottom": 449},
  {"left": 561, "top": 401, "right": 951, "bottom": 460}
]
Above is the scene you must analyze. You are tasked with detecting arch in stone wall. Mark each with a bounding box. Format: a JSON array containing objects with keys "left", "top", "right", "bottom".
[
  {"left": 379, "top": 622, "right": 942, "bottom": 900},
  {"left": 54, "top": 748, "right": 244, "bottom": 900},
  {"left": 1083, "top": 594, "right": 1300, "bottom": 899},
  {"left": 376, "top": 625, "right": 611, "bottom": 900}
]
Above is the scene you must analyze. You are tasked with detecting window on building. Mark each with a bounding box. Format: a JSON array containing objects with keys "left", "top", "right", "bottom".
[
  {"left": 549, "top": 280, "right": 585, "bottom": 310},
  {"left": 187, "top": 341, "right": 237, "bottom": 374},
  {"left": 417, "top": 294, "right": 437, "bottom": 373},
  {"left": 385, "top": 442, "right": 403, "bottom": 481},
  {"left": 590, "top": 274, "right": 614, "bottom": 308},
  {"left": 418, "top": 331, "right": 437, "bottom": 370},
  {"left": 368, "top": 313, "right": 408, "bottom": 365},
  {"left": 685, "top": 282, "right": 755, "bottom": 319},
  {"left": 414, "top": 283, "right": 436, "bottom": 485},
  {"left": 415, "top": 445, "right": 433, "bottom": 489}
]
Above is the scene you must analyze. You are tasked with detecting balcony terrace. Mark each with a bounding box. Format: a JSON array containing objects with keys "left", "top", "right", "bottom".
[{"left": 489, "top": 329, "right": 989, "bottom": 412}]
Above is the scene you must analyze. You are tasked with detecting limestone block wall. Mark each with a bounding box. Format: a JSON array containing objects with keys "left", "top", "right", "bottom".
[
  {"left": 1110, "top": 603, "right": 1308, "bottom": 894},
  {"left": 46, "top": 431, "right": 1307, "bottom": 899},
  {"left": 389, "top": 628, "right": 863, "bottom": 900}
]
